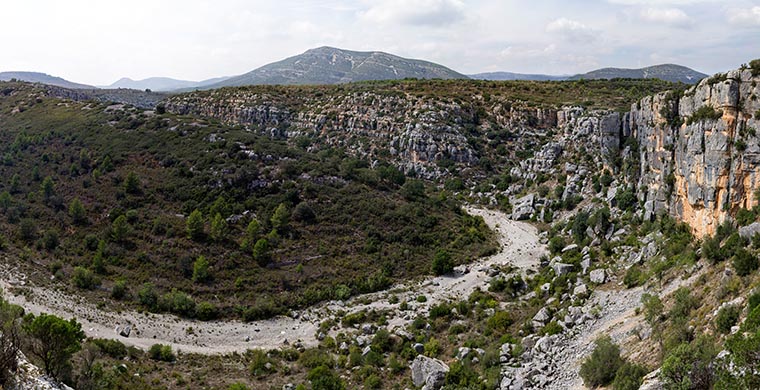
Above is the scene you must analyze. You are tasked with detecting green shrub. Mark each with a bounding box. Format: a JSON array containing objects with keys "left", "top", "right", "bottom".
[
  {"left": 91, "top": 338, "right": 127, "bottom": 359},
  {"left": 431, "top": 249, "right": 453, "bottom": 275},
  {"left": 428, "top": 303, "right": 452, "bottom": 320},
  {"left": 307, "top": 365, "right": 344, "bottom": 390},
  {"left": 196, "top": 301, "right": 217, "bottom": 321},
  {"left": 579, "top": 335, "right": 623, "bottom": 387},
  {"left": 248, "top": 349, "right": 275, "bottom": 376},
  {"left": 486, "top": 311, "right": 513, "bottom": 333},
  {"left": 542, "top": 321, "right": 563, "bottom": 336},
  {"left": 612, "top": 362, "right": 648, "bottom": 390},
  {"left": 186, "top": 209, "right": 204, "bottom": 241},
  {"left": 715, "top": 304, "right": 741, "bottom": 334},
  {"left": 298, "top": 349, "right": 334, "bottom": 369},
  {"left": 732, "top": 248, "right": 758, "bottom": 276},
  {"left": 72, "top": 266, "right": 100, "bottom": 290},
  {"left": 686, "top": 105, "right": 722, "bottom": 125},
  {"left": 111, "top": 279, "right": 127, "bottom": 300},
  {"left": 192, "top": 255, "right": 210, "bottom": 283},
  {"left": 148, "top": 344, "right": 175, "bottom": 362},
  {"left": 624, "top": 266, "right": 645, "bottom": 288},
  {"left": 660, "top": 337, "right": 716, "bottom": 390}
]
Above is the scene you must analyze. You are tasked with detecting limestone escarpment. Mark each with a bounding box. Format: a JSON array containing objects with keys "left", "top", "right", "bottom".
[{"left": 632, "top": 68, "right": 760, "bottom": 237}]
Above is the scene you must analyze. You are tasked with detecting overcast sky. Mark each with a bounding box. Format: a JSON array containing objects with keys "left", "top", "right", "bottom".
[{"left": 2, "top": 0, "right": 759, "bottom": 85}]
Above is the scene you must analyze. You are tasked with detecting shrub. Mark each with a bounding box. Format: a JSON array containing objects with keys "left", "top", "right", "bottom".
[
  {"left": 111, "top": 279, "right": 127, "bottom": 299},
  {"left": 701, "top": 236, "right": 722, "bottom": 264},
  {"left": 579, "top": 335, "right": 623, "bottom": 387},
  {"left": 192, "top": 255, "right": 210, "bottom": 283},
  {"left": 686, "top": 106, "right": 722, "bottom": 125},
  {"left": 196, "top": 301, "right": 217, "bottom": 321},
  {"left": 715, "top": 304, "right": 741, "bottom": 334},
  {"left": 123, "top": 172, "right": 140, "bottom": 194},
  {"left": 248, "top": 349, "right": 275, "bottom": 376},
  {"left": 624, "top": 266, "right": 645, "bottom": 288},
  {"left": 252, "top": 238, "right": 271, "bottom": 266},
  {"left": 612, "top": 362, "right": 648, "bottom": 390},
  {"left": 660, "top": 337, "right": 716, "bottom": 390},
  {"left": 293, "top": 202, "right": 316, "bottom": 223},
  {"left": 307, "top": 365, "right": 344, "bottom": 390},
  {"left": 91, "top": 338, "right": 127, "bottom": 359},
  {"left": 542, "top": 321, "right": 563, "bottom": 336},
  {"left": 110, "top": 215, "right": 131, "bottom": 242},
  {"left": 486, "top": 311, "right": 513, "bottom": 333},
  {"left": 72, "top": 267, "right": 101, "bottom": 290},
  {"left": 732, "top": 248, "right": 758, "bottom": 276},
  {"left": 299, "top": 349, "right": 334, "bottom": 369},
  {"left": 148, "top": 344, "right": 175, "bottom": 362},
  {"left": 137, "top": 283, "right": 158, "bottom": 310},
  {"left": 431, "top": 249, "right": 453, "bottom": 275}
]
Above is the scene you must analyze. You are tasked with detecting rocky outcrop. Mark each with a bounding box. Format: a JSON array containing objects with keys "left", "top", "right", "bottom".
[
  {"left": 632, "top": 68, "right": 760, "bottom": 237},
  {"left": 411, "top": 355, "right": 449, "bottom": 390}
]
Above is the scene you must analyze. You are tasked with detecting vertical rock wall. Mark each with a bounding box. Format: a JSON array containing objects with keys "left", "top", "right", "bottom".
[{"left": 632, "top": 69, "right": 760, "bottom": 237}]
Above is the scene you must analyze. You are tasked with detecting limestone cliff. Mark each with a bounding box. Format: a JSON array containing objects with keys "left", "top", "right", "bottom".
[{"left": 631, "top": 67, "right": 760, "bottom": 237}]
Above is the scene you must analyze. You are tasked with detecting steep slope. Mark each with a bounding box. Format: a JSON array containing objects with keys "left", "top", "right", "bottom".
[
  {"left": 107, "top": 76, "right": 231, "bottom": 91},
  {"left": 204, "top": 46, "right": 467, "bottom": 88},
  {"left": 571, "top": 64, "right": 707, "bottom": 84},
  {"left": 0, "top": 71, "right": 95, "bottom": 89}
]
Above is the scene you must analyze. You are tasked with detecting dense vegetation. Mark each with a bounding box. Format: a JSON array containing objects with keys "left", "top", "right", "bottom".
[{"left": 0, "top": 81, "right": 496, "bottom": 321}]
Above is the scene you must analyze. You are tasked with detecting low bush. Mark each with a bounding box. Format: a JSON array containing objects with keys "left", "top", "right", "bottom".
[
  {"left": 579, "top": 335, "right": 623, "bottom": 387},
  {"left": 612, "top": 362, "right": 648, "bottom": 390},
  {"left": 715, "top": 304, "right": 741, "bottom": 334},
  {"left": 148, "top": 344, "right": 175, "bottom": 362}
]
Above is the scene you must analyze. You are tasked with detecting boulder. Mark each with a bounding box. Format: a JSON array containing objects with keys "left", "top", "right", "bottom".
[
  {"left": 638, "top": 369, "right": 663, "bottom": 390},
  {"left": 573, "top": 283, "right": 588, "bottom": 298},
  {"left": 119, "top": 325, "right": 131, "bottom": 338},
  {"left": 456, "top": 347, "right": 471, "bottom": 360},
  {"left": 552, "top": 262, "right": 574, "bottom": 276},
  {"left": 413, "top": 343, "right": 425, "bottom": 354},
  {"left": 533, "top": 307, "right": 551, "bottom": 325},
  {"left": 590, "top": 269, "right": 607, "bottom": 284},
  {"left": 512, "top": 194, "right": 536, "bottom": 220},
  {"left": 411, "top": 355, "right": 449, "bottom": 390},
  {"left": 739, "top": 222, "right": 760, "bottom": 239}
]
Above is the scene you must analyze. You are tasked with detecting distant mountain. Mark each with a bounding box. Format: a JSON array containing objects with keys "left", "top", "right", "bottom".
[
  {"left": 471, "top": 64, "right": 707, "bottom": 84},
  {"left": 203, "top": 46, "right": 468, "bottom": 88},
  {"left": 571, "top": 64, "right": 707, "bottom": 84},
  {"left": 107, "top": 76, "right": 232, "bottom": 91},
  {"left": 469, "top": 72, "right": 568, "bottom": 81},
  {"left": 0, "top": 71, "right": 95, "bottom": 89}
]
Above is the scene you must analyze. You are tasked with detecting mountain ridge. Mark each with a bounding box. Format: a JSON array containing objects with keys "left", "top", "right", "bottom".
[
  {"left": 471, "top": 64, "right": 707, "bottom": 84},
  {"left": 0, "top": 71, "right": 95, "bottom": 89},
  {"left": 201, "top": 46, "right": 468, "bottom": 89},
  {"left": 107, "top": 76, "right": 232, "bottom": 91}
]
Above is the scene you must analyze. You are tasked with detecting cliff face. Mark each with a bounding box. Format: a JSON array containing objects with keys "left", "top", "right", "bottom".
[{"left": 632, "top": 68, "right": 760, "bottom": 237}]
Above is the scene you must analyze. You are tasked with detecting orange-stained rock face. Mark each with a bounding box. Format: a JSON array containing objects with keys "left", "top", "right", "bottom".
[{"left": 633, "top": 68, "right": 760, "bottom": 237}]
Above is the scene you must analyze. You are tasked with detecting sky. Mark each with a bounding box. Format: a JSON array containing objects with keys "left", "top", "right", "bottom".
[{"left": 1, "top": 0, "right": 759, "bottom": 85}]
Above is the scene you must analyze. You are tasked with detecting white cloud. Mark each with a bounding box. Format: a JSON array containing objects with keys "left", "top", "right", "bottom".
[
  {"left": 359, "top": 0, "right": 465, "bottom": 27},
  {"left": 727, "top": 6, "right": 760, "bottom": 25},
  {"left": 639, "top": 7, "right": 693, "bottom": 27},
  {"left": 545, "top": 18, "right": 598, "bottom": 43}
]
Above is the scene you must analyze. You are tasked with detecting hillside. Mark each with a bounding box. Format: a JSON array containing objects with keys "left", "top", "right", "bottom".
[
  {"left": 468, "top": 71, "right": 568, "bottom": 81},
  {"left": 571, "top": 64, "right": 707, "bottom": 84},
  {"left": 472, "top": 64, "right": 706, "bottom": 84},
  {"left": 0, "top": 71, "right": 94, "bottom": 89},
  {"left": 107, "top": 76, "right": 232, "bottom": 91},
  {"left": 202, "top": 46, "right": 467, "bottom": 88}
]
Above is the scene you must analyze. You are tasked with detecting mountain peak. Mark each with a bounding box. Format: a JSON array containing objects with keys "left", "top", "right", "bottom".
[{"left": 202, "top": 46, "right": 467, "bottom": 88}]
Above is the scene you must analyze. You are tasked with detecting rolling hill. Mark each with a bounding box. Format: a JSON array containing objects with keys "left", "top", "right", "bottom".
[{"left": 107, "top": 76, "right": 232, "bottom": 91}]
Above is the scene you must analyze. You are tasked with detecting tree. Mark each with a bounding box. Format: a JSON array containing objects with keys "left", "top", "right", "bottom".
[
  {"left": 431, "top": 249, "right": 453, "bottom": 275},
  {"left": 241, "top": 219, "right": 260, "bottom": 251},
  {"left": 110, "top": 215, "right": 130, "bottom": 242},
  {"left": 210, "top": 213, "right": 229, "bottom": 242},
  {"left": 192, "top": 255, "right": 210, "bottom": 283},
  {"left": 732, "top": 248, "right": 759, "bottom": 276},
  {"left": 23, "top": 313, "right": 85, "bottom": 381},
  {"left": 41, "top": 176, "right": 55, "bottom": 199},
  {"left": 68, "top": 198, "right": 87, "bottom": 225},
  {"left": 186, "top": 209, "right": 204, "bottom": 241},
  {"left": 252, "top": 238, "right": 271, "bottom": 266},
  {"left": 270, "top": 203, "right": 290, "bottom": 234},
  {"left": 123, "top": 171, "right": 140, "bottom": 194},
  {"left": 579, "top": 335, "right": 623, "bottom": 387},
  {"left": 401, "top": 180, "right": 426, "bottom": 201},
  {"left": 0, "top": 294, "right": 23, "bottom": 386},
  {"left": 612, "top": 362, "right": 648, "bottom": 390},
  {"left": 9, "top": 174, "right": 20, "bottom": 193}
]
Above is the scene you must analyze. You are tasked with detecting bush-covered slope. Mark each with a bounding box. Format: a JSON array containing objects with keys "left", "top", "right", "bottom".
[{"left": 0, "top": 81, "right": 496, "bottom": 320}]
